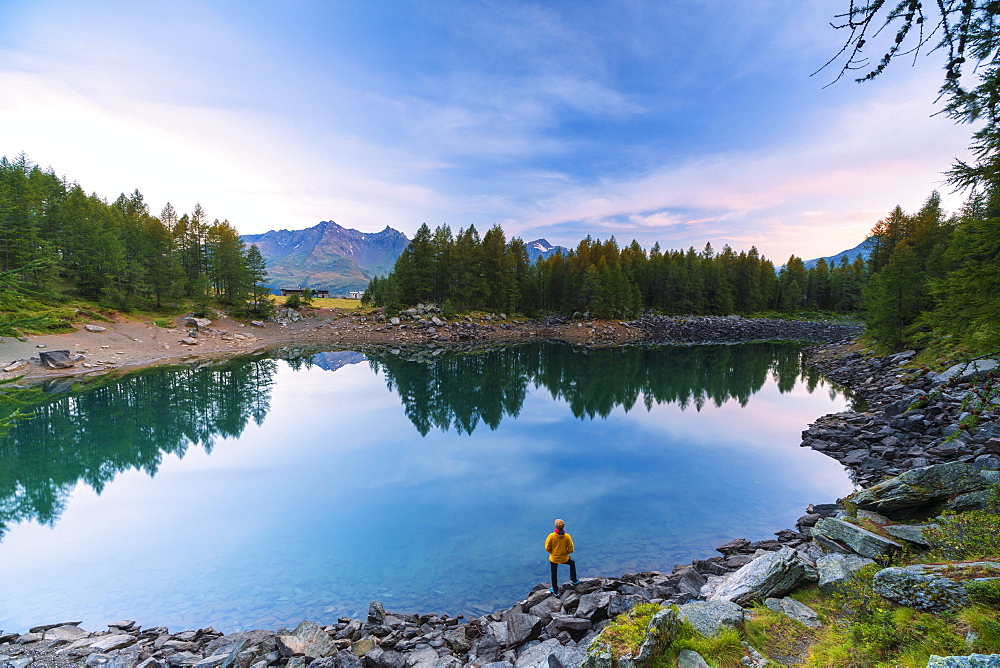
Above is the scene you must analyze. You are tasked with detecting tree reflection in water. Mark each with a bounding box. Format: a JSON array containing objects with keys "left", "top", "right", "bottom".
[
  {"left": 0, "top": 359, "right": 278, "bottom": 538},
  {"left": 0, "top": 342, "right": 846, "bottom": 540},
  {"left": 369, "top": 341, "right": 840, "bottom": 436}
]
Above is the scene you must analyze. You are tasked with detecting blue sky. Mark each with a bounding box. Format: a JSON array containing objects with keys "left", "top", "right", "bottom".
[{"left": 0, "top": 0, "right": 973, "bottom": 261}]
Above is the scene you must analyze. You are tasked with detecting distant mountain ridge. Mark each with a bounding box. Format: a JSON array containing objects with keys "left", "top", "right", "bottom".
[
  {"left": 241, "top": 221, "right": 409, "bottom": 294},
  {"left": 803, "top": 238, "right": 874, "bottom": 270},
  {"left": 526, "top": 238, "right": 570, "bottom": 262}
]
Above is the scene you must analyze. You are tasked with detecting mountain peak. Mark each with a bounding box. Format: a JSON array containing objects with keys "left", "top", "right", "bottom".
[
  {"left": 525, "top": 238, "right": 568, "bottom": 262},
  {"left": 241, "top": 221, "right": 409, "bottom": 294}
]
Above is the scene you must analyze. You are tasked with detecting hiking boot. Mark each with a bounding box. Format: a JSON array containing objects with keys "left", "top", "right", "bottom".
[
  {"left": 571, "top": 580, "right": 580, "bottom": 585},
  {"left": 549, "top": 587, "right": 558, "bottom": 596}
]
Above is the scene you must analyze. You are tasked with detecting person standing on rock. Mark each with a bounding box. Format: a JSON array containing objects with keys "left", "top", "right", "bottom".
[{"left": 545, "top": 518, "right": 579, "bottom": 595}]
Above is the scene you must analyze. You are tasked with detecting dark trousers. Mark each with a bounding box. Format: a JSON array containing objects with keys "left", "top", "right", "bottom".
[{"left": 550, "top": 558, "right": 577, "bottom": 589}]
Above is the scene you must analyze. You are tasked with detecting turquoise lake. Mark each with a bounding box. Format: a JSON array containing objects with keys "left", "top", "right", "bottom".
[{"left": 0, "top": 341, "right": 855, "bottom": 633}]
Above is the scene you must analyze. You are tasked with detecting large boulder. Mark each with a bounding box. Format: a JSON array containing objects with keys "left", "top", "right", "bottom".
[
  {"left": 527, "top": 596, "right": 563, "bottom": 624},
  {"left": 39, "top": 350, "right": 78, "bottom": 369},
  {"left": 816, "top": 553, "right": 875, "bottom": 593},
  {"left": 547, "top": 643, "right": 588, "bottom": 668},
  {"left": 575, "top": 591, "right": 613, "bottom": 620},
  {"left": 506, "top": 612, "right": 543, "bottom": 647},
  {"left": 676, "top": 650, "right": 711, "bottom": 668},
  {"left": 276, "top": 621, "right": 336, "bottom": 660},
  {"left": 705, "top": 546, "right": 815, "bottom": 605},
  {"left": 872, "top": 565, "right": 970, "bottom": 612},
  {"left": 368, "top": 601, "right": 386, "bottom": 624},
  {"left": 882, "top": 523, "right": 937, "bottom": 546},
  {"left": 852, "top": 462, "right": 989, "bottom": 516},
  {"left": 763, "top": 597, "right": 820, "bottom": 628},
  {"left": 811, "top": 518, "right": 903, "bottom": 560},
  {"left": 676, "top": 601, "right": 745, "bottom": 638},
  {"left": 931, "top": 359, "right": 999, "bottom": 384},
  {"left": 361, "top": 648, "right": 406, "bottom": 668},
  {"left": 514, "top": 638, "right": 562, "bottom": 668}
]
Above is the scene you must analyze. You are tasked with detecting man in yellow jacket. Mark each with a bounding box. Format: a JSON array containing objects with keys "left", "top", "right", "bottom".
[{"left": 544, "top": 518, "right": 579, "bottom": 595}]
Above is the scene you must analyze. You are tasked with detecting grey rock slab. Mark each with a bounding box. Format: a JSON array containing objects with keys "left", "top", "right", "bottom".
[
  {"left": 817, "top": 553, "right": 876, "bottom": 593},
  {"left": 193, "top": 655, "right": 230, "bottom": 668},
  {"left": 56, "top": 638, "right": 98, "bottom": 655},
  {"left": 89, "top": 635, "right": 137, "bottom": 652},
  {"left": 574, "top": 592, "right": 612, "bottom": 620},
  {"left": 926, "top": 654, "right": 1000, "bottom": 667},
  {"left": 546, "top": 644, "right": 587, "bottom": 668},
  {"left": 811, "top": 517, "right": 903, "bottom": 560},
  {"left": 932, "top": 359, "right": 999, "bottom": 384},
  {"left": 526, "top": 597, "right": 562, "bottom": 625},
  {"left": 294, "top": 620, "right": 337, "bottom": 658},
  {"left": 0, "top": 359, "right": 26, "bottom": 373},
  {"left": 677, "top": 600, "right": 745, "bottom": 638},
  {"left": 882, "top": 523, "right": 938, "bottom": 546},
  {"left": 548, "top": 615, "right": 592, "bottom": 632},
  {"left": 485, "top": 621, "right": 509, "bottom": 647},
  {"left": 43, "top": 626, "right": 90, "bottom": 641},
  {"left": 443, "top": 628, "right": 468, "bottom": 653},
  {"left": 607, "top": 595, "right": 648, "bottom": 618},
  {"left": 29, "top": 622, "right": 82, "bottom": 633},
  {"left": 4, "top": 659, "right": 33, "bottom": 668},
  {"left": 948, "top": 490, "right": 995, "bottom": 512},
  {"left": 705, "top": 546, "right": 814, "bottom": 605},
  {"left": 873, "top": 565, "right": 970, "bottom": 612},
  {"left": 39, "top": 350, "right": 77, "bottom": 368},
  {"left": 763, "top": 597, "right": 820, "bottom": 628},
  {"left": 505, "top": 613, "right": 542, "bottom": 647},
  {"left": 403, "top": 648, "right": 438, "bottom": 668},
  {"left": 167, "top": 653, "right": 202, "bottom": 667},
  {"left": 136, "top": 659, "right": 165, "bottom": 668},
  {"left": 676, "top": 650, "right": 711, "bottom": 668},
  {"left": 514, "top": 638, "right": 562, "bottom": 668},
  {"left": 364, "top": 648, "right": 407, "bottom": 668},
  {"left": 332, "top": 653, "right": 365, "bottom": 668},
  {"left": 84, "top": 325, "right": 107, "bottom": 332},
  {"left": 853, "top": 461, "right": 990, "bottom": 514}
]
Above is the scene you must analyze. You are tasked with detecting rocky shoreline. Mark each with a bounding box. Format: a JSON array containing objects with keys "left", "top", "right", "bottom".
[
  {"left": 0, "top": 311, "right": 863, "bottom": 383},
  {"left": 2, "top": 337, "right": 998, "bottom": 668}
]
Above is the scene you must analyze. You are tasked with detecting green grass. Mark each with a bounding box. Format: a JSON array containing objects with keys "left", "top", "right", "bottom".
[
  {"left": 596, "top": 602, "right": 662, "bottom": 660},
  {"left": 631, "top": 497, "right": 1000, "bottom": 667}
]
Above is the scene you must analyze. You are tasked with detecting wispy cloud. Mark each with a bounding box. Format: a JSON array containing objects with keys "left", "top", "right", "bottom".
[{"left": 0, "top": 0, "right": 975, "bottom": 262}]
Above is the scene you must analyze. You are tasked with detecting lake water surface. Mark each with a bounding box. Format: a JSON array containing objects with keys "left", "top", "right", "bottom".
[{"left": 0, "top": 341, "right": 854, "bottom": 633}]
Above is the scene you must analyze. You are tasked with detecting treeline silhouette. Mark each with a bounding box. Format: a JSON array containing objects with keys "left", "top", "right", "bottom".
[
  {"left": 0, "top": 153, "right": 269, "bottom": 313},
  {"left": 0, "top": 359, "right": 277, "bottom": 538},
  {"left": 368, "top": 341, "right": 837, "bottom": 436},
  {"left": 363, "top": 224, "right": 866, "bottom": 318}
]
